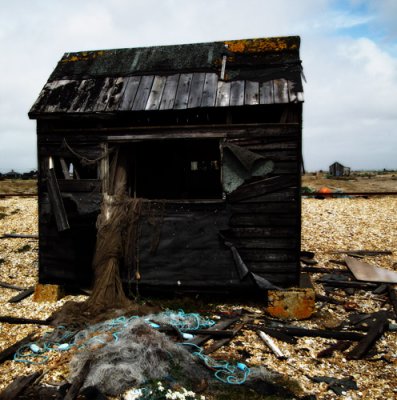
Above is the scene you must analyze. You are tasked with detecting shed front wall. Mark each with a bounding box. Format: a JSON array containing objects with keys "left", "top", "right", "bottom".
[{"left": 37, "top": 118, "right": 301, "bottom": 292}]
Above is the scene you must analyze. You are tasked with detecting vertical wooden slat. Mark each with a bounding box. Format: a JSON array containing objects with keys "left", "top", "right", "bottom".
[
  {"left": 297, "top": 92, "right": 304, "bottom": 102},
  {"left": 201, "top": 73, "right": 218, "bottom": 108},
  {"left": 174, "top": 73, "right": 193, "bottom": 109},
  {"left": 187, "top": 73, "right": 206, "bottom": 109},
  {"left": 273, "top": 79, "right": 289, "bottom": 104},
  {"left": 119, "top": 76, "right": 142, "bottom": 110},
  {"left": 287, "top": 80, "right": 297, "bottom": 103},
  {"left": 145, "top": 75, "right": 167, "bottom": 110},
  {"left": 260, "top": 81, "right": 274, "bottom": 105},
  {"left": 159, "top": 74, "right": 180, "bottom": 110},
  {"left": 230, "top": 80, "right": 245, "bottom": 106},
  {"left": 244, "top": 81, "right": 259, "bottom": 105},
  {"left": 215, "top": 81, "right": 231, "bottom": 107},
  {"left": 132, "top": 75, "right": 154, "bottom": 110}
]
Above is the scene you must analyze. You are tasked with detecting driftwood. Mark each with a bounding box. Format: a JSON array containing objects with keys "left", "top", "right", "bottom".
[
  {"left": 0, "top": 316, "right": 50, "bottom": 325},
  {"left": 387, "top": 285, "right": 397, "bottom": 316},
  {"left": 1, "top": 233, "right": 38, "bottom": 239},
  {"left": 204, "top": 320, "right": 248, "bottom": 355},
  {"left": 8, "top": 287, "right": 34, "bottom": 303},
  {"left": 64, "top": 360, "right": 91, "bottom": 400},
  {"left": 0, "top": 371, "right": 42, "bottom": 400},
  {"left": 257, "top": 327, "right": 297, "bottom": 344},
  {"left": 265, "top": 326, "right": 364, "bottom": 341},
  {"left": 347, "top": 311, "right": 390, "bottom": 360},
  {"left": 0, "top": 281, "right": 26, "bottom": 291},
  {"left": 0, "top": 332, "right": 37, "bottom": 364},
  {"left": 317, "top": 341, "right": 352, "bottom": 358},
  {"left": 257, "top": 330, "right": 287, "bottom": 359},
  {"left": 188, "top": 318, "right": 240, "bottom": 347},
  {"left": 318, "top": 279, "right": 377, "bottom": 289},
  {"left": 329, "top": 250, "right": 393, "bottom": 256}
]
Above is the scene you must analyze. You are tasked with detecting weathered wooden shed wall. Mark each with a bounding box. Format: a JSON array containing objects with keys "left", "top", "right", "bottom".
[{"left": 29, "top": 37, "right": 304, "bottom": 293}]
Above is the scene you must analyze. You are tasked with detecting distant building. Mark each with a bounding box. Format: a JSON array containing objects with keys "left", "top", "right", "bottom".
[
  {"left": 329, "top": 162, "right": 350, "bottom": 177},
  {"left": 3, "top": 169, "right": 21, "bottom": 179}
]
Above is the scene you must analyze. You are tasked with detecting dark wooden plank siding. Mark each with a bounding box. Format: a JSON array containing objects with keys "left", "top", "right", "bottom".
[
  {"left": 188, "top": 73, "right": 206, "bottom": 108},
  {"left": 201, "top": 73, "right": 218, "bottom": 107},
  {"left": 230, "top": 80, "right": 245, "bottom": 106},
  {"left": 119, "top": 76, "right": 142, "bottom": 110},
  {"left": 174, "top": 73, "right": 193, "bottom": 109},
  {"left": 132, "top": 75, "right": 154, "bottom": 110},
  {"left": 145, "top": 75, "right": 167, "bottom": 110},
  {"left": 245, "top": 81, "right": 260, "bottom": 105},
  {"left": 159, "top": 74, "right": 180, "bottom": 110},
  {"left": 215, "top": 81, "right": 231, "bottom": 107}
]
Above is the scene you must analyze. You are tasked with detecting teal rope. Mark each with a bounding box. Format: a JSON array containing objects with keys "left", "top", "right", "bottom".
[{"left": 180, "top": 343, "right": 250, "bottom": 385}]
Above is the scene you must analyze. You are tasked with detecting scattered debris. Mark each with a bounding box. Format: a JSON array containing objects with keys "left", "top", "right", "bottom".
[{"left": 345, "top": 256, "right": 397, "bottom": 284}]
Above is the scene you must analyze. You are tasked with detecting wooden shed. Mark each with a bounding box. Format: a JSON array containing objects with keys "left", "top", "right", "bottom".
[
  {"left": 329, "top": 162, "right": 350, "bottom": 177},
  {"left": 29, "top": 36, "right": 304, "bottom": 294}
]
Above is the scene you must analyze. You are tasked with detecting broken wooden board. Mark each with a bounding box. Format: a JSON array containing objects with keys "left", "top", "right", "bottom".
[
  {"left": 0, "top": 371, "right": 42, "bottom": 400},
  {"left": 345, "top": 256, "right": 397, "bottom": 284},
  {"left": 0, "top": 332, "right": 37, "bottom": 364}
]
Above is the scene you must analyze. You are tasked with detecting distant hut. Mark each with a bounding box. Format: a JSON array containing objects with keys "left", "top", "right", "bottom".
[
  {"left": 29, "top": 36, "right": 304, "bottom": 294},
  {"left": 329, "top": 162, "right": 350, "bottom": 177}
]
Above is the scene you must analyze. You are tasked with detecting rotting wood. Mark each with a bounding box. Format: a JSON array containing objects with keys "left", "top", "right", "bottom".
[
  {"left": 329, "top": 250, "right": 393, "bottom": 256},
  {"left": 59, "top": 158, "right": 71, "bottom": 180},
  {"left": 260, "top": 326, "right": 364, "bottom": 341},
  {"left": 0, "top": 281, "right": 26, "bottom": 291},
  {"left": 46, "top": 168, "right": 70, "bottom": 231},
  {"left": 174, "top": 73, "right": 193, "bottom": 110},
  {"left": 317, "top": 341, "right": 352, "bottom": 358},
  {"left": 257, "top": 327, "right": 297, "bottom": 344},
  {"left": 0, "top": 371, "right": 42, "bottom": 400},
  {"left": 203, "top": 319, "right": 249, "bottom": 355},
  {"left": 315, "top": 293, "right": 344, "bottom": 305},
  {"left": 187, "top": 318, "right": 240, "bottom": 347},
  {"left": 229, "top": 175, "right": 297, "bottom": 202},
  {"left": 8, "top": 287, "right": 34, "bottom": 303},
  {"left": 347, "top": 311, "right": 390, "bottom": 360},
  {"left": 0, "top": 316, "right": 51, "bottom": 325},
  {"left": 1, "top": 233, "right": 38, "bottom": 239},
  {"left": 387, "top": 285, "right": 397, "bottom": 317},
  {"left": 257, "top": 330, "right": 287, "bottom": 359},
  {"left": 318, "top": 279, "right": 377, "bottom": 289},
  {"left": 0, "top": 332, "right": 37, "bottom": 364},
  {"left": 64, "top": 360, "right": 91, "bottom": 400}
]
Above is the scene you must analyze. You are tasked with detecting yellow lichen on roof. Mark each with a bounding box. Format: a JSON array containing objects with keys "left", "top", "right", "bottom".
[
  {"left": 61, "top": 50, "right": 106, "bottom": 63},
  {"left": 225, "top": 38, "right": 298, "bottom": 53}
]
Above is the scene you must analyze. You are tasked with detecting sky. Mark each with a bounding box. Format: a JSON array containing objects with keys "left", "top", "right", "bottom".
[{"left": 0, "top": 0, "right": 396, "bottom": 172}]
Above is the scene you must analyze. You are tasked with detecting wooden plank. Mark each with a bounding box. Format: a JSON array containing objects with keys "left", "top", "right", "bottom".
[
  {"left": 187, "top": 73, "right": 206, "bottom": 108},
  {"left": 229, "top": 80, "right": 245, "bottom": 106},
  {"left": 105, "top": 77, "right": 128, "bottom": 111},
  {"left": 230, "top": 214, "right": 298, "bottom": 228},
  {"left": 201, "top": 73, "right": 218, "bottom": 107},
  {"left": 132, "top": 75, "right": 154, "bottom": 110},
  {"left": 231, "top": 202, "right": 297, "bottom": 214},
  {"left": 287, "top": 80, "right": 297, "bottom": 103},
  {"left": 46, "top": 169, "right": 70, "bottom": 231},
  {"left": 387, "top": 285, "right": 397, "bottom": 317},
  {"left": 187, "top": 318, "right": 239, "bottom": 347},
  {"left": 145, "top": 75, "right": 167, "bottom": 110},
  {"left": 265, "top": 327, "right": 364, "bottom": 341},
  {"left": 8, "top": 287, "right": 34, "bottom": 303},
  {"left": 0, "top": 316, "right": 50, "bottom": 325},
  {"left": 93, "top": 77, "right": 115, "bottom": 111},
  {"left": 159, "top": 74, "right": 180, "bottom": 110},
  {"left": 0, "top": 371, "right": 42, "bottom": 400},
  {"left": 222, "top": 227, "right": 296, "bottom": 238},
  {"left": 273, "top": 79, "right": 289, "bottom": 104},
  {"left": 231, "top": 238, "right": 297, "bottom": 249},
  {"left": 260, "top": 81, "right": 274, "bottom": 104},
  {"left": 174, "top": 73, "right": 193, "bottom": 109},
  {"left": 228, "top": 175, "right": 297, "bottom": 202},
  {"left": 119, "top": 76, "right": 141, "bottom": 110},
  {"left": 239, "top": 250, "right": 297, "bottom": 262},
  {"left": 0, "top": 281, "right": 26, "bottom": 291},
  {"left": 0, "top": 332, "right": 37, "bottom": 365},
  {"left": 58, "top": 179, "right": 101, "bottom": 193},
  {"left": 248, "top": 262, "right": 297, "bottom": 274},
  {"left": 59, "top": 158, "right": 71, "bottom": 180},
  {"left": 79, "top": 78, "right": 107, "bottom": 113},
  {"left": 244, "top": 81, "right": 260, "bottom": 105},
  {"left": 347, "top": 311, "right": 390, "bottom": 359},
  {"left": 215, "top": 81, "right": 231, "bottom": 107}
]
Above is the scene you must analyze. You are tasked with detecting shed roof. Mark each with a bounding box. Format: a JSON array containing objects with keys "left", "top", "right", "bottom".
[{"left": 29, "top": 36, "right": 303, "bottom": 118}]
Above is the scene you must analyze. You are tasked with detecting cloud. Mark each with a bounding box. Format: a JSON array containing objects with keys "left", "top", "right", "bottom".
[{"left": 0, "top": 0, "right": 396, "bottom": 172}]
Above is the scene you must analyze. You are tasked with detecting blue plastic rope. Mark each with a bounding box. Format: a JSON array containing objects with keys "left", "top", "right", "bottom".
[{"left": 180, "top": 342, "right": 250, "bottom": 385}]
